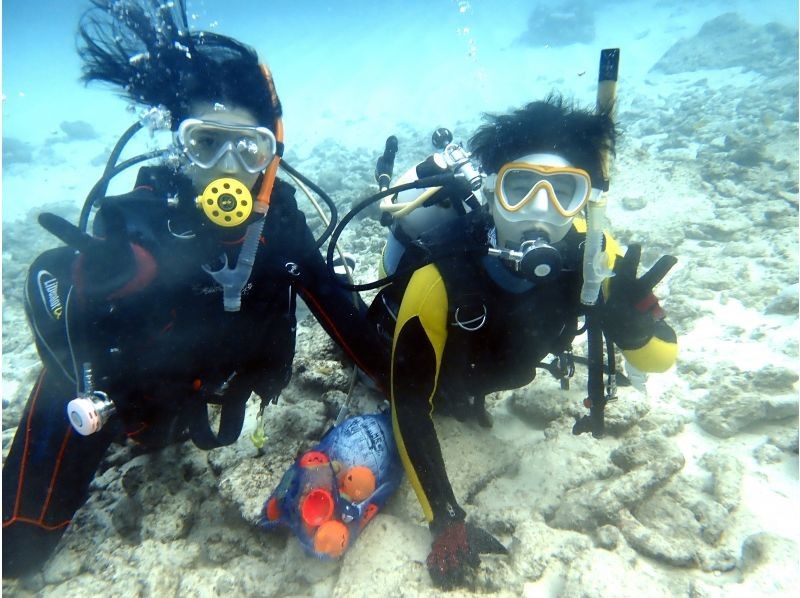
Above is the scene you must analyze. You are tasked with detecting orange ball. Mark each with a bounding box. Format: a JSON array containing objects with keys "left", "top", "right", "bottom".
[
  {"left": 339, "top": 466, "right": 376, "bottom": 502},
  {"left": 314, "top": 520, "right": 350, "bottom": 558}
]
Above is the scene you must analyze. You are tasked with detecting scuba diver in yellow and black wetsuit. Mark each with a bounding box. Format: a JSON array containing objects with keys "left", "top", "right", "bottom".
[
  {"left": 2, "top": 0, "right": 387, "bottom": 578},
  {"left": 331, "top": 92, "right": 678, "bottom": 588}
]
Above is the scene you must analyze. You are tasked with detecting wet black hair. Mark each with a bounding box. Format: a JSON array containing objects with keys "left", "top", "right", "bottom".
[
  {"left": 77, "top": 0, "right": 281, "bottom": 130},
  {"left": 468, "top": 94, "right": 616, "bottom": 186}
]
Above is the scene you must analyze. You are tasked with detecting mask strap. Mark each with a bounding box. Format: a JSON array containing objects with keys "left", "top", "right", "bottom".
[{"left": 254, "top": 64, "right": 284, "bottom": 213}]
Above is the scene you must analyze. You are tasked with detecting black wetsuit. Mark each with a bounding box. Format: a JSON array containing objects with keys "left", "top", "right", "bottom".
[{"left": 2, "top": 167, "right": 385, "bottom": 577}]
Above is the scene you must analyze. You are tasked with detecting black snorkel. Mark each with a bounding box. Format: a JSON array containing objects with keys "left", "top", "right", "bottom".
[
  {"left": 375, "top": 135, "right": 398, "bottom": 192},
  {"left": 572, "top": 48, "right": 620, "bottom": 439}
]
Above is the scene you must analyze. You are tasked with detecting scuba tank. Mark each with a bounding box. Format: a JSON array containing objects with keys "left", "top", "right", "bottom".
[
  {"left": 380, "top": 128, "right": 484, "bottom": 278},
  {"left": 326, "top": 128, "right": 485, "bottom": 292}
]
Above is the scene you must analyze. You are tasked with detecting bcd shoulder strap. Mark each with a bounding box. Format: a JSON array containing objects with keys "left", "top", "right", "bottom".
[{"left": 413, "top": 209, "right": 493, "bottom": 329}]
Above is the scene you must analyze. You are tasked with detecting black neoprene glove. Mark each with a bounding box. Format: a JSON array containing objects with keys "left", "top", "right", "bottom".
[
  {"left": 39, "top": 209, "right": 139, "bottom": 299},
  {"left": 426, "top": 520, "right": 507, "bottom": 589},
  {"left": 599, "top": 244, "right": 677, "bottom": 350}
]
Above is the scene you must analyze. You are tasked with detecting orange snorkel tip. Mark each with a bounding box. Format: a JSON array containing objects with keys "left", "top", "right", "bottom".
[{"left": 254, "top": 63, "right": 284, "bottom": 213}]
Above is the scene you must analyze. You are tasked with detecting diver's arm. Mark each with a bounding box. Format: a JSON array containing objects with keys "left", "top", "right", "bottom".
[
  {"left": 599, "top": 237, "right": 678, "bottom": 373},
  {"left": 38, "top": 201, "right": 157, "bottom": 301},
  {"left": 391, "top": 264, "right": 466, "bottom": 528}
]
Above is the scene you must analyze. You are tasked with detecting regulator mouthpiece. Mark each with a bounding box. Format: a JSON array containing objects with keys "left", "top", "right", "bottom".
[
  {"left": 519, "top": 238, "right": 562, "bottom": 281},
  {"left": 487, "top": 236, "right": 562, "bottom": 283},
  {"left": 195, "top": 177, "right": 254, "bottom": 227}
]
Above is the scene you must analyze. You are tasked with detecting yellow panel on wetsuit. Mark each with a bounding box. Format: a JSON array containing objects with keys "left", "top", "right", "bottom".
[
  {"left": 390, "top": 263, "right": 449, "bottom": 522},
  {"left": 391, "top": 263, "right": 449, "bottom": 387}
]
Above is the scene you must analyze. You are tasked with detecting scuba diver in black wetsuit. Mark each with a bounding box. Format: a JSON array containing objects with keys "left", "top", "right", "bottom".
[
  {"left": 328, "top": 90, "right": 679, "bottom": 587},
  {"left": 2, "top": 0, "right": 385, "bottom": 578}
]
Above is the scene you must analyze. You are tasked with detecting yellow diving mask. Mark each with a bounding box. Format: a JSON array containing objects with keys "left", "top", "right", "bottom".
[
  {"left": 195, "top": 177, "right": 254, "bottom": 227},
  {"left": 495, "top": 161, "right": 594, "bottom": 217}
]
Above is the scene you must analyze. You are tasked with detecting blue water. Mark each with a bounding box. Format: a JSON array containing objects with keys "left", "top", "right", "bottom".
[{"left": 2, "top": 0, "right": 797, "bottom": 220}]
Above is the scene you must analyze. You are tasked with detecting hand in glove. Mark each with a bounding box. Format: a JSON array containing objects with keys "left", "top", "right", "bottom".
[
  {"left": 600, "top": 244, "right": 677, "bottom": 350},
  {"left": 39, "top": 208, "right": 155, "bottom": 300},
  {"left": 426, "top": 520, "right": 507, "bottom": 589}
]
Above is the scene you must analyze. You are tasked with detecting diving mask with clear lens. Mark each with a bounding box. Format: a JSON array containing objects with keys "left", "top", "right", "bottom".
[{"left": 176, "top": 118, "right": 277, "bottom": 173}]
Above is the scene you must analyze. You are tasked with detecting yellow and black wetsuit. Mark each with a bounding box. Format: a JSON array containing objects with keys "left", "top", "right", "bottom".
[{"left": 389, "top": 219, "right": 677, "bottom": 528}]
